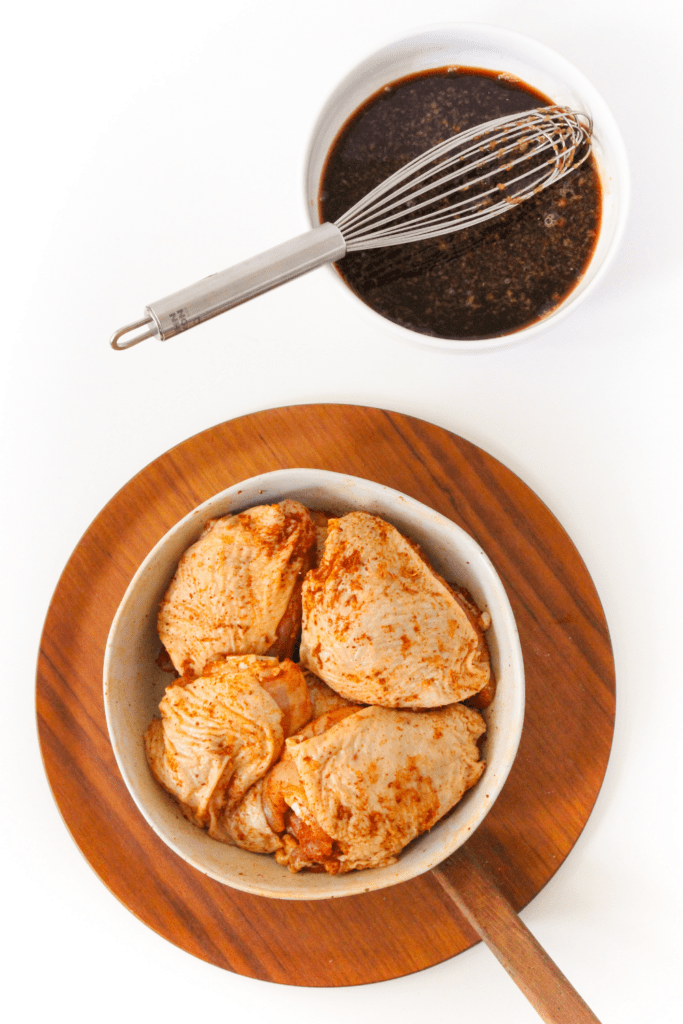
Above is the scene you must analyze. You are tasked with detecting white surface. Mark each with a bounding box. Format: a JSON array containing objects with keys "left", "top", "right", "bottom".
[{"left": 2, "top": 1, "right": 682, "bottom": 1022}]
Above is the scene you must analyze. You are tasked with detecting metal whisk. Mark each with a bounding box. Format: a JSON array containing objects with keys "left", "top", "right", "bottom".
[{"left": 111, "top": 105, "right": 591, "bottom": 350}]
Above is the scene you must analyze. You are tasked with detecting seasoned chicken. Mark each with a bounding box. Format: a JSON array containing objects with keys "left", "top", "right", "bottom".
[
  {"left": 308, "top": 509, "right": 330, "bottom": 564},
  {"left": 146, "top": 503, "right": 494, "bottom": 873},
  {"left": 302, "top": 667, "right": 358, "bottom": 718},
  {"left": 215, "top": 777, "right": 284, "bottom": 853},
  {"left": 300, "top": 512, "right": 492, "bottom": 707},
  {"left": 144, "top": 655, "right": 312, "bottom": 839},
  {"left": 158, "top": 500, "right": 317, "bottom": 678},
  {"left": 263, "top": 703, "right": 486, "bottom": 873},
  {"left": 218, "top": 703, "right": 363, "bottom": 854}
]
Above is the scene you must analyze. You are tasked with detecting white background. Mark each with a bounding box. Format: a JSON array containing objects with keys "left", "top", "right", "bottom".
[{"left": 2, "top": 1, "right": 682, "bottom": 1021}]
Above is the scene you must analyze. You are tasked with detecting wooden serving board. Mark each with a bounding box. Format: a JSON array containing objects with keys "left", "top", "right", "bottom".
[{"left": 36, "top": 405, "right": 615, "bottom": 987}]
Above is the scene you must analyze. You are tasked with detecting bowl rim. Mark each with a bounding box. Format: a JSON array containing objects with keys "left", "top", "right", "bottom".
[
  {"left": 303, "top": 21, "right": 630, "bottom": 353},
  {"left": 103, "top": 467, "right": 525, "bottom": 899}
]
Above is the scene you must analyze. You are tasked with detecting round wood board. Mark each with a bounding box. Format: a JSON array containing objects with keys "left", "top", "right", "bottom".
[{"left": 36, "top": 404, "right": 615, "bottom": 987}]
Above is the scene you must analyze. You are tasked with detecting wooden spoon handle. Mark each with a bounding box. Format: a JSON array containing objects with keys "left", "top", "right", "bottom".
[{"left": 433, "top": 848, "right": 601, "bottom": 1023}]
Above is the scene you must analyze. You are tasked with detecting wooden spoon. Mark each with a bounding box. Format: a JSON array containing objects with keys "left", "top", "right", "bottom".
[{"left": 434, "top": 847, "right": 601, "bottom": 1023}]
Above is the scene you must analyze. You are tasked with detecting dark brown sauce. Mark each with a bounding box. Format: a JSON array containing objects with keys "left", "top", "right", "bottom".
[{"left": 319, "top": 68, "right": 602, "bottom": 341}]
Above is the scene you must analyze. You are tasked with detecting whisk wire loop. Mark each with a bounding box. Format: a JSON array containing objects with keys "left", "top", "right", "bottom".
[
  {"left": 342, "top": 136, "right": 558, "bottom": 241},
  {"left": 336, "top": 106, "right": 592, "bottom": 250},
  {"left": 338, "top": 107, "right": 588, "bottom": 223}
]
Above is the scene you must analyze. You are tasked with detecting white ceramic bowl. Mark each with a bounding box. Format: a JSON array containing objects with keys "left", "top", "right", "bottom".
[
  {"left": 104, "top": 468, "right": 524, "bottom": 898},
  {"left": 305, "top": 23, "right": 629, "bottom": 351}
]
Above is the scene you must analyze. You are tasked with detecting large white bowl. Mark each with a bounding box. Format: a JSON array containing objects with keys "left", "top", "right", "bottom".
[
  {"left": 305, "top": 23, "right": 629, "bottom": 351},
  {"left": 103, "top": 469, "right": 524, "bottom": 898}
]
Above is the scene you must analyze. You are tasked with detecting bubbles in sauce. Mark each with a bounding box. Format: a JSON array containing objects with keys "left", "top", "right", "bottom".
[{"left": 319, "top": 68, "right": 602, "bottom": 341}]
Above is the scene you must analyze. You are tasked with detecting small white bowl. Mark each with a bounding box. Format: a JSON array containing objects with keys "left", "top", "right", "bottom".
[
  {"left": 304, "top": 23, "right": 629, "bottom": 351},
  {"left": 104, "top": 469, "right": 524, "bottom": 899}
]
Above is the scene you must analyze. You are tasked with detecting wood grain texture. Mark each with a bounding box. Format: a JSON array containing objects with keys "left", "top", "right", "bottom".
[
  {"left": 36, "top": 404, "right": 615, "bottom": 986},
  {"left": 434, "top": 853, "right": 601, "bottom": 1023}
]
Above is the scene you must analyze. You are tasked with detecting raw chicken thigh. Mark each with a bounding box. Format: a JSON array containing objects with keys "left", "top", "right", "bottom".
[
  {"left": 300, "top": 512, "right": 492, "bottom": 707},
  {"left": 260, "top": 702, "right": 486, "bottom": 873},
  {"left": 144, "top": 655, "right": 311, "bottom": 839},
  {"left": 158, "top": 500, "right": 317, "bottom": 678}
]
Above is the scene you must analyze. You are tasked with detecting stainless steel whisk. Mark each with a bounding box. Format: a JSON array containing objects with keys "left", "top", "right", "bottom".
[{"left": 111, "top": 105, "right": 592, "bottom": 349}]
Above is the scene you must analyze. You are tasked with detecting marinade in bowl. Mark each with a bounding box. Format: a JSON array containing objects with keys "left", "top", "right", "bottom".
[{"left": 319, "top": 67, "right": 602, "bottom": 342}]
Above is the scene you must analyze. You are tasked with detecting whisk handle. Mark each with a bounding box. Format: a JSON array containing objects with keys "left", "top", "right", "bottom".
[{"left": 111, "top": 223, "right": 345, "bottom": 348}]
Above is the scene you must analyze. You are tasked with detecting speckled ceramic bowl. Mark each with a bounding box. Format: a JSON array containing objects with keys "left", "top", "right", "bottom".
[
  {"left": 305, "top": 23, "right": 629, "bottom": 351},
  {"left": 103, "top": 468, "right": 524, "bottom": 898}
]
